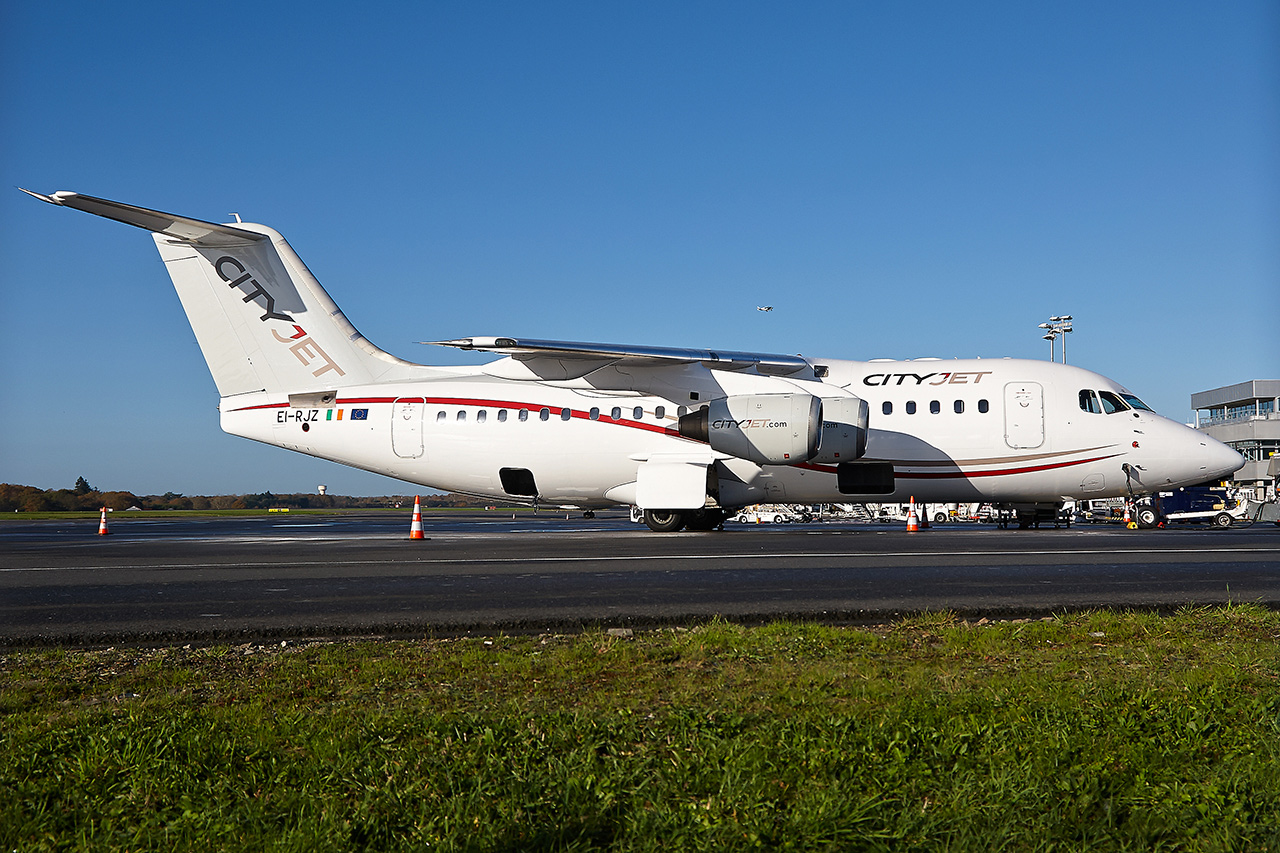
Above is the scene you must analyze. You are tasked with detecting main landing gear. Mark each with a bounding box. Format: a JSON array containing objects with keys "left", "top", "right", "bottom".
[
  {"left": 994, "top": 503, "right": 1071, "bottom": 529},
  {"left": 642, "top": 508, "right": 728, "bottom": 532}
]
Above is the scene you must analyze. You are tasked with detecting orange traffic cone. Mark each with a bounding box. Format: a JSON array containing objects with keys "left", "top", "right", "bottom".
[
  {"left": 408, "top": 495, "right": 425, "bottom": 540},
  {"left": 906, "top": 497, "right": 919, "bottom": 533},
  {"left": 97, "top": 507, "right": 111, "bottom": 536}
]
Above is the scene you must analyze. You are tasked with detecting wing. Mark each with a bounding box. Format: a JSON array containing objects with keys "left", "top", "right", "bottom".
[{"left": 424, "top": 336, "right": 813, "bottom": 378}]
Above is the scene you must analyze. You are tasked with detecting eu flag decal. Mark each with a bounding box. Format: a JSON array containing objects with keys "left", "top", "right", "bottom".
[{"left": 351, "top": 408, "right": 369, "bottom": 420}]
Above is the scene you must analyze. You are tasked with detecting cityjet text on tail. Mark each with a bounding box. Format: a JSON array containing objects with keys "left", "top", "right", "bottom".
[{"left": 23, "top": 189, "right": 1243, "bottom": 531}]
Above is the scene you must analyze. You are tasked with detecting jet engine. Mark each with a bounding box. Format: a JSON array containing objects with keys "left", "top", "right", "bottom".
[
  {"left": 678, "top": 393, "right": 822, "bottom": 465},
  {"left": 810, "top": 396, "right": 869, "bottom": 464}
]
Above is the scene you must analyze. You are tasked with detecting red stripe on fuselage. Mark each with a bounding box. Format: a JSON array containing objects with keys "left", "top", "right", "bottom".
[
  {"left": 799, "top": 453, "right": 1122, "bottom": 479},
  {"left": 228, "top": 395, "right": 681, "bottom": 436},
  {"left": 895, "top": 453, "right": 1122, "bottom": 479}
]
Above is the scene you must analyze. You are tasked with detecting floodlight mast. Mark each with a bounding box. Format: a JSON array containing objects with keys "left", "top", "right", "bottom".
[
  {"left": 1038, "top": 315, "right": 1073, "bottom": 363},
  {"left": 1038, "top": 323, "right": 1055, "bottom": 361}
]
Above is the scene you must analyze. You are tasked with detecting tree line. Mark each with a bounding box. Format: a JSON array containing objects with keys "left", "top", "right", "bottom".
[{"left": 0, "top": 478, "right": 499, "bottom": 513}]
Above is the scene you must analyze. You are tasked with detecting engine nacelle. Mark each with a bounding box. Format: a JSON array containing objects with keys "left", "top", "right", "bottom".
[
  {"left": 678, "top": 393, "right": 821, "bottom": 465},
  {"left": 811, "top": 396, "right": 869, "bottom": 464}
]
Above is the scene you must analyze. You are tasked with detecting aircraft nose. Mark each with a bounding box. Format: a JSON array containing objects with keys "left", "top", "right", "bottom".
[
  {"left": 1157, "top": 422, "right": 1244, "bottom": 487},
  {"left": 1206, "top": 439, "right": 1245, "bottom": 480},
  {"left": 1185, "top": 431, "right": 1244, "bottom": 482}
]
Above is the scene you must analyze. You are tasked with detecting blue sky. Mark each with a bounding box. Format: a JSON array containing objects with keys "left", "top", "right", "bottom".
[{"left": 2, "top": 1, "right": 1276, "bottom": 496}]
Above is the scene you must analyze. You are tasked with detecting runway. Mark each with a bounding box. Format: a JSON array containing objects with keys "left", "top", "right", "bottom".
[{"left": 2, "top": 511, "right": 1278, "bottom": 645}]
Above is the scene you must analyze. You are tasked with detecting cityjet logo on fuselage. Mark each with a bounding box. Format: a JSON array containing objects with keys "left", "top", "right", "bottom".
[
  {"left": 862, "top": 371, "right": 993, "bottom": 387},
  {"left": 712, "top": 419, "right": 788, "bottom": 430},
  {"left": 214, "top": 255, "right": 345, "bottom": 379}
]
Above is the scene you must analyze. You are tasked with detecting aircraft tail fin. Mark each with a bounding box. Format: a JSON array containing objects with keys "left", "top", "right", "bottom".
[{"left": 24, "top": 190, "right": 423, "bottom": 397}]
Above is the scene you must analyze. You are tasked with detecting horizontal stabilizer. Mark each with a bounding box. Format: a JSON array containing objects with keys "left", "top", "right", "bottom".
[{"left": 19, "top": 189, "right": 265, "bottom": 247}]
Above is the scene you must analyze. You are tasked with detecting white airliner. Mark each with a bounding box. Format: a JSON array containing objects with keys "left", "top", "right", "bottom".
[{"left": 25, "top": 190, "right": 1243, "bottom": 531}]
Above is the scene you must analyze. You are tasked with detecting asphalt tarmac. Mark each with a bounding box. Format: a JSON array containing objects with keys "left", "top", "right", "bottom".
[{"left": 2, "top": 510, "right": 1278, "bottom": 646}]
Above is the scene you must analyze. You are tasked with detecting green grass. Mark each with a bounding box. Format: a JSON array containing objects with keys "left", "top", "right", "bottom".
[{"left": 3, "top": 607, "right": 1279, "bottom": 851}]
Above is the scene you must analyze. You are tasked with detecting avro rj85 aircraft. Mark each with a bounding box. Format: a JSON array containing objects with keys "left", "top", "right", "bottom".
[{"left": 26, "top": 190, "right": 1244, "bottom": 531}]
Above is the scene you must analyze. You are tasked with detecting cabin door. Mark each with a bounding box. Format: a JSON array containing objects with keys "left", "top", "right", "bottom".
[
  {"left": 1003, "top": 382, "right": 1044, "bottom": 449},
  {"left": 392, "top": 397, "right": 426, "bottom": 458}
]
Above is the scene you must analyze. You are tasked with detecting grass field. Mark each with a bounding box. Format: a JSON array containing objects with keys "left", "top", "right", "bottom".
[{"left": 3, "top": 607, "right": 1278, "bottom": 851}]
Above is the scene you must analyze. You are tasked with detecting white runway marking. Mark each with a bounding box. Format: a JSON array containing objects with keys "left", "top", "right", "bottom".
[{"left": 3, "top": 547, "right": 1276, "bottom": 573}]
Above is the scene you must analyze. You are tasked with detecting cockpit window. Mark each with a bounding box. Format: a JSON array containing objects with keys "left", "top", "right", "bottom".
[
  {"left": 1119, "top": 393, "right": 1154, "bottom": 412},
  {"left": 1098, "top": 390, "right": 1130, "bottom": 414},
  {"left": 1079, "top": 389, "right": 1101, "bottom": 414}
]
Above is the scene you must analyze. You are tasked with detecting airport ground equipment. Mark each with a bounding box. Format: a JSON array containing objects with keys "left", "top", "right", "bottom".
[{"left": 1134, "top": 486, "right": 1249, "bottom": 529}]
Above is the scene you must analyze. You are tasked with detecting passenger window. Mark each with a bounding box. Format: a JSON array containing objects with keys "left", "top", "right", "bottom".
[
  {"left": 436, "top": 411, "right": 446, "bottom": 422},
  {"left": 930, "top": 400, "right": 940, "bottom": 414},
  {"left": 611, "top": 407, "right": 622, "bottom": 420},
  {"left": 519, "top": 408, "right": 529, "bottom": 422},
  {"left": 497, "top": 409, "right": 507, "bottom": 422},
  {"left": 633, "top": 406, "right": 643, "bottom": 420},
  {"left": 1098, "top": 391, "right": 1130, "bottom": 414},
  {"left": 1079, "top": 390, "right": 1101, "bottom": 414},
  {"left": 589, "top": 407, "right": 600, "bottom": 420},
  {"left": 954, "top": 400, "right": 964, "bottom": 414},
  {"left": 882, "top": 401, "right": 892, "bottom": 415},
  {"left": 560, "top": 408, "right": 572, "bottom": 421},
  {"left": 476, "top": 410, "right": 487, "bottom": 423},
  {"left": 978, "top": 399, "right": 989, "bottom": 413},
  {"left": 456, "top": 411, "right": 466, "bottom": 422},
  {"left": 906, "top": 401, "right": 917, "bottom": 415},
  {"left": 655, "top": 406, "right": 666, "bottom": 419},
  {"left": 539, "top": 408, "right": 550, "bottom": 421},
  {"left": 677, "top": 406, "right": 688, "bottom": 417}
]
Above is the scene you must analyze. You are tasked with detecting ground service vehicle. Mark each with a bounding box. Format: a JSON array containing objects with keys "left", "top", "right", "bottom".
[{"left": 1135, "top": 487, "right": 1246, "bottom": 529}]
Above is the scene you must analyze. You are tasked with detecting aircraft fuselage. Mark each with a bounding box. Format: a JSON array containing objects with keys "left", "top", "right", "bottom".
[{"left": 222, "top": 356, "right": 1238, "bottom": 509}]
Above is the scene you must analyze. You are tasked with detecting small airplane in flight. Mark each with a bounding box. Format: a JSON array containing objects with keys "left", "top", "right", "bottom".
[
  {"left": 24, "top": 189, "right": 1243, "bottom": 531},
  {"left": 757, "top": 306, "right": 773, "bottom": 312}
]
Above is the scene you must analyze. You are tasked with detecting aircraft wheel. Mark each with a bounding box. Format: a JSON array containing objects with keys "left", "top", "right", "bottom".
[
  {"left": 1212, "top": 512, "right": 1233, "bottom": 529},
  {"left": 1135, "top": 507, "right": 1158, "bottom": 529},
  {"left": 643, "top": 509, "right": 686, "bottom": 532},
  {"left": 685, "top": 509, "right": 727, "bottom": 531}
]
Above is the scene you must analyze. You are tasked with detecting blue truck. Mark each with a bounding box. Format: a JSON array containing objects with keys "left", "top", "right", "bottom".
[{"left": 1134, "top": 486, "right": 1244, "bottom": 529}]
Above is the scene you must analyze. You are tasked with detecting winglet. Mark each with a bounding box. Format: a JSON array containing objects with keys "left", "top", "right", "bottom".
[
  {"left": 18, "top": 187, "right": 65, "bottom": 204},
  {"left": 19, "top": 188, "right": 266, "bottom": 247}
]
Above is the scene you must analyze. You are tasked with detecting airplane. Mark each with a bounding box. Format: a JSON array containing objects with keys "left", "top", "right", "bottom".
[
  {"left": 23, "top": 189, "right": 1245, "bottom": 531},
  {"left": 757, "top": 306, "right": 773, "bottom": 312}
]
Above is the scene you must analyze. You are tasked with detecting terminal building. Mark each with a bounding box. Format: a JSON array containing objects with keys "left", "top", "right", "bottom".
[{"left": 1191, "top": 379, "right": 1280, "bottom": 499}]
